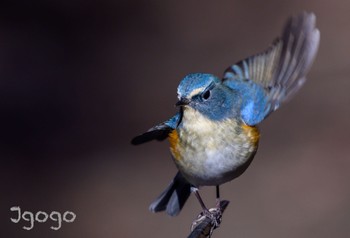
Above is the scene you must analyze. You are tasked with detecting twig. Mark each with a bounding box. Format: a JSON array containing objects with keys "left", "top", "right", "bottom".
[{"left": 187, "top": 200, "right": 230, "bottom": 238}]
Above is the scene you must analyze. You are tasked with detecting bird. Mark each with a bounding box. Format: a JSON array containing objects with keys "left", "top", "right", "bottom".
[{"left": 131, "top": 12, "right": 320, "bottom": 217}]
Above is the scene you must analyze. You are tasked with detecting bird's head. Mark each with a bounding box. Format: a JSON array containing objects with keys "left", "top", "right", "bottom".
[{"left": 176, "top": 73, "right": 238, "bottom": 120}]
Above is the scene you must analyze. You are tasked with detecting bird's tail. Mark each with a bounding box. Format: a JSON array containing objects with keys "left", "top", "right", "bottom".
[{"left": 149, "top": 172, "right": 191, "bottom": 216}]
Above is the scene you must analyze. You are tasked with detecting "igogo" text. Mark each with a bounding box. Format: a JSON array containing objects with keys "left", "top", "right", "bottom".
[{"left": 10, "top": 206, "right": 76, "bottom": 230}]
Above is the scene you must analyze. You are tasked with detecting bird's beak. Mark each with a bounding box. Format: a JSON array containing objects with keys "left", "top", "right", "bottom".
[{"left": 175, "top": 98, "right": 190, "bottom": 107}]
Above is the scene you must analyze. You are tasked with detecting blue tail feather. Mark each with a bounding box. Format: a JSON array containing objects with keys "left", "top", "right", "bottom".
[{"left": 149, "top": 172, "right": 191, "bottom": 216}]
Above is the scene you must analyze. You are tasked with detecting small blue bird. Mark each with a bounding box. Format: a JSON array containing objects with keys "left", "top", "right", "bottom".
[{"left": 132, "top": 12, "right": 320, "bottom": 217}]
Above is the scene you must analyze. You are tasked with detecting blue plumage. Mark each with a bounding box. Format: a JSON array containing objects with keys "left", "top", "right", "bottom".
[
  {"left": 223, "top": 78, "right": 268, "bottom": 125},
  {"left": 177, "top": 73, "right": 220, "bottom": 98},
  {"left": 178, "top": 73, "right": 240, "bottom": 121}
]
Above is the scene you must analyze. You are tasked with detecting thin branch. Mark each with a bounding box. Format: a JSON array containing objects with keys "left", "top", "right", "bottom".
[{"left": 187, "top": 200, "right": 230, "bottom": 238}]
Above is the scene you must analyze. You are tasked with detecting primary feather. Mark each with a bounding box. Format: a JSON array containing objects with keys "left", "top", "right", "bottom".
[{"left": 223, "top": 12, "right": 320, "bottom": 124}]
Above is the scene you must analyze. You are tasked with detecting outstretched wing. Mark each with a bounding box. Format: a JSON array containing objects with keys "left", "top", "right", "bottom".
[
  {"left": 131, "top": 113, "right": 181, "bottom": 145},
  {"left": 223, "top": 12, "right": 320, "bottom": 124}
]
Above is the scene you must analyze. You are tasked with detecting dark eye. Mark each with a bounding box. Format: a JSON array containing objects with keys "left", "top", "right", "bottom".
[{"left": 202, "top": 90, "right": 211, "bottom": 100}]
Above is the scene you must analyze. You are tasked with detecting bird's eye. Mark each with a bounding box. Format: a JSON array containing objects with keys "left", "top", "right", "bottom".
[{"left": 202, "top": 90, "right": 211, "bottom": 100}]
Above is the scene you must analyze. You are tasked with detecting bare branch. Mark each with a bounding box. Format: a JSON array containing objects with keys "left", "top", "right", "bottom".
[{"left": 187, "top": 200, "right": 230, "bottom": 238}]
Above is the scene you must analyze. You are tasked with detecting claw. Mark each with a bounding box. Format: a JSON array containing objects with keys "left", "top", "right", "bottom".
[{"left": 190, "top": 205, "right": 223, "bottom": 237}]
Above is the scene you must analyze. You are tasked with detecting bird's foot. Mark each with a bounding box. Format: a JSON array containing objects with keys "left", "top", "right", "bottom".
[
  {"left": 206, "top": 207, "right": 223, "bottom": 228},
  {"left": 190, "top": 206, "right": 223, "bottom": 236}
]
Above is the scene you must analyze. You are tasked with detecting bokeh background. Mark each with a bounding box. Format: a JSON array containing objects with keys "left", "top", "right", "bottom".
[{"left": 1, "top": 0, "right": 349, "bottom": 237}]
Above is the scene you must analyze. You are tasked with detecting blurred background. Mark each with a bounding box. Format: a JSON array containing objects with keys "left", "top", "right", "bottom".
[{"left": 1, "top": 0, "right": 349, "bottom": 237}]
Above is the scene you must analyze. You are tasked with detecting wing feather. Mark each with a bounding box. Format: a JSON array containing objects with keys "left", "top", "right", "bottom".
[
  {"left": 223, "top": 12, "right": 320, "bottom": 121},
  {"left": 131, "top": 113, "right": 181, "bottom": 145}
]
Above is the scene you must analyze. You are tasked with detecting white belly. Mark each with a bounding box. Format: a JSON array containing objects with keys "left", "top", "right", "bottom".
[{"left": 170, "top": 108, "right": 258, "bottom": 186}]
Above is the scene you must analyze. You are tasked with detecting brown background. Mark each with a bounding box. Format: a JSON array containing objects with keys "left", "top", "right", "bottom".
[{"left": 1, "top": 0, "right": 349, "bottom": 237}]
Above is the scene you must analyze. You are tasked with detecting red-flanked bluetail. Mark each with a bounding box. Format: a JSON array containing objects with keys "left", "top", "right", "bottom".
[{"left": 132, "top": 12, "right": 320, "bottom": 217}]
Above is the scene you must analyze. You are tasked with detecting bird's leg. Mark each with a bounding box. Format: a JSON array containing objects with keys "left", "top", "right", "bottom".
[
  {"left": 190, "top": 186, "right": 223, "bottom": 234},
  {"left": 215, "top": 185, "right": 221, "bottom": 208},
  {"left": 214, "top": 185, "right": 223, "bottom": 226},
  {"left": 191, "top": 187, "right": 210, "bottom": 213}
]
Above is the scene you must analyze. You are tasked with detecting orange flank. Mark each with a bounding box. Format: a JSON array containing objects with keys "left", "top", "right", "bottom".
[
  {"left": 242, "top": 124, "right": 260, "bottom": 146},
  {"left": 168, "top": 129, "right": 181, "bottom": 161}
]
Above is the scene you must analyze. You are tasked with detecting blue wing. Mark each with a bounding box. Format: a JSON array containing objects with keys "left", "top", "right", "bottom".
[
  {"left": 131, "top": 113, "right": 181, "bottom": 145},
  {"left": 223, "top": 12, "right": 320, "bottom": 125}
]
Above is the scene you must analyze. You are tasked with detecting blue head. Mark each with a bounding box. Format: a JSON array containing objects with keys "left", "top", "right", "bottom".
[{"left": 176, "top": 73, "right": 239, "bottom": 121}]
